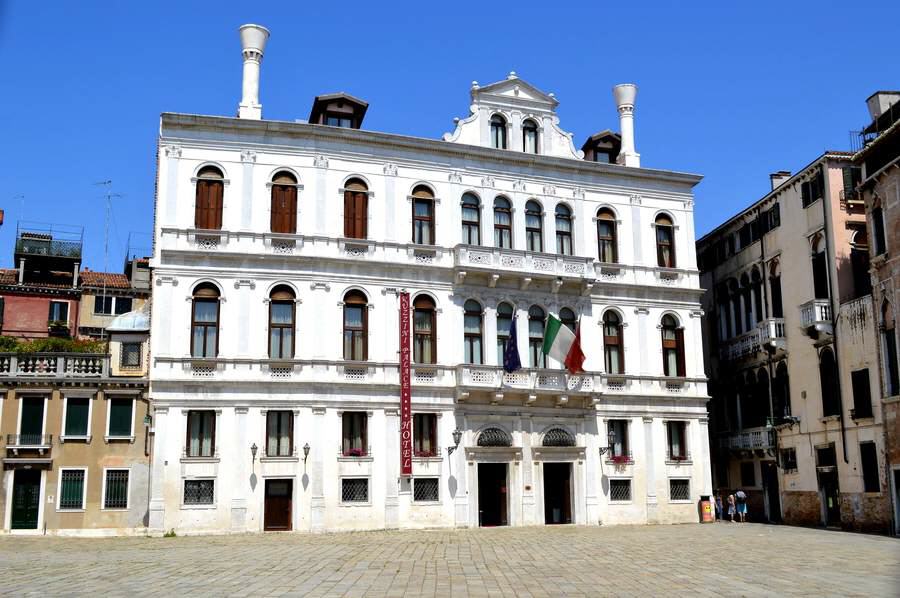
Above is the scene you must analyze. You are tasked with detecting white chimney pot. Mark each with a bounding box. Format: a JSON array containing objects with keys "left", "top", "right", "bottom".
[
  {"left": 238, "top": 24, "right": 270, "bottom": 120},
  {"left": 613, "top": 83, "right": 640, "bottom": 168}
]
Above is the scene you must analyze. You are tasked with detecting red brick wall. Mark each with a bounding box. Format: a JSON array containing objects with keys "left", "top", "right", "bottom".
[
  {"left": 782, "top": 491, "right": 821, "bottom": 526},
  {"left": 0, "top": 293, "right": 78, "bottom": 338}
]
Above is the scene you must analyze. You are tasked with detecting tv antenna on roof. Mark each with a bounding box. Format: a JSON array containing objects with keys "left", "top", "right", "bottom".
[{"left": 94, "top": 180, "right": 124, "bottom": 340}]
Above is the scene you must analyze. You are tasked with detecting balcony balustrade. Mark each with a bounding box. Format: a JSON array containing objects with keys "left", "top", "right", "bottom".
[
  {"left": 719, "top": 318, "right": 786, "bottom": 362},
  {"left": 799, "top": 299, "right": 833, "bottom": 336},
  {"left": 719, "top": 426, "right": 775, "bottom": 451},
  {"left": 0, "top": 353, "right": 108, "bottom": 378},
  {"left": 5, "top": 434, "right": 53, "bottom": 455}
]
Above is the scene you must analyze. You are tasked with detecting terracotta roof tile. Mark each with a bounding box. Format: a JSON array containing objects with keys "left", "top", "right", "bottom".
[
  {"left": 0, "top": 269, "right": 17, "bottom": 284},
  {"left": 80, "top": 270, "right": 131, "bottom": 289}
]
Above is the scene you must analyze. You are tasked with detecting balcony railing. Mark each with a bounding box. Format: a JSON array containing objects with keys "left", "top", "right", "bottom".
[
  {"left": 800, "top": 299, "right": 833, "bottom": 336},
  {"left": 839, "top": 189, "right": 865, "bottom": 213},
  {"left": 719, "top": 318, "right": 787, "bottom": 361},
  {"left": 457, "top": 365, "right": 596, "bottom": 394},
  {"left": 0, "top": 353, "right": 108, "bottom": 378},
  {"left": 6, "top": 434, "right": 53, "bottom": 447},
  {"left": 665, "top": 450, "right": 692, "bottom": 463},
  {"left": 720, "top": 426, "right": 775, "bottom": 451},
  {"left": 14, "top": 222, "right": 84, "bottom": 260},
  {"left": 454, "top": 245, "right": 594, "bottom": 280}
]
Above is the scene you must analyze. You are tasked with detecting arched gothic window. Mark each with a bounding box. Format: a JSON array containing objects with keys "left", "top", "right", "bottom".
[
  {"left": 270, "top": 171, "right": 298, "bottom": 234},
  {"left": 195, "top": 166, "right": 224, "bottom": 230},
  {"left": 655, "top": 214, "right": 675, "bottom": 267},
  {"left": 191, "top": 283, "right": 220, "bottom": 358},
  {"left": 494, "top": 197, "right": 512, "bottom": 248},
  {"left": 522, "top": 119, "right": 538, "bottom": 154},
  {"left": 412, "top": 185, "right": 435, "bottom": 245},
  {"left": 529, "top": 305, "right": 546, "bottom": 368},
  {"left": 343, "top": 179, "right": 368, "bottom": 239},
  {"left": 603, "top": 311, "right": 624, "bottom": 375}
]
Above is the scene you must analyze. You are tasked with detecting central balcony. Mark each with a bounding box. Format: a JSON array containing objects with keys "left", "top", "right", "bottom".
[
  {"left": 799, "top": 299, "right": 832, "bottom": 338},
  {"left": 718, "top": 318, "right": 785, "bottom": 362},
  {"left": 454, "top": 245, "right": 594, "bottom": 292},
  {"left": 719, "top": 426, "right": 775, "bottom": 452}
]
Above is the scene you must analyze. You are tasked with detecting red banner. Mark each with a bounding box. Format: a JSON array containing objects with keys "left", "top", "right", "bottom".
[{"left": 399, "top": 292, "right": 412, "bottom": 476}]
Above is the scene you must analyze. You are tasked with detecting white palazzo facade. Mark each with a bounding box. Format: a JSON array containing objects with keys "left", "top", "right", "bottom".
[{"left": 147, "top": 25, "right": 710, "bottom": 534}]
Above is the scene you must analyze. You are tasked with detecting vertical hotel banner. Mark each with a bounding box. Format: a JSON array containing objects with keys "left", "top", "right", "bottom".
[{"left": 399, "top": 292, "right": 412, "bottom": 476}]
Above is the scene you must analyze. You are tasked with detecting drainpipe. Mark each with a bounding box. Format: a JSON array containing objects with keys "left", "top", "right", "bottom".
[{"left": 820, "top": 162, "right": 849, "bottom": 464}]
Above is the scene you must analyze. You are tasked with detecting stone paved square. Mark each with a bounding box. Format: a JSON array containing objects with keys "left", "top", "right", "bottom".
[{"left": 1, "top": 524, "right": 898, "bottom": 596}]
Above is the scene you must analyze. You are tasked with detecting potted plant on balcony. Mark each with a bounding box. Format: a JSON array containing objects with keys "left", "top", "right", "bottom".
[
  {"left": 47, "top": 320, "right": 70, "bottom": 338},
  {"left": 345, "top": 447, "right": 366, "bottom": 457},
  {"left": 611, "top": 453, "right": 630, "bottom": 465}
]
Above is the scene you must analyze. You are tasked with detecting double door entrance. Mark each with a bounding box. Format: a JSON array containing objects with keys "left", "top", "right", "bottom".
[
  {"left": 477, "top": 461, "right": 574, "bottom": 526},
  {"left": 543, "top": 463, "right": 572, "bottom": 525},
  {"left": 263, "top": 479, "right": 292, "bottom": 531},
  {"left": 11, "top": 469, "right": 42, "bottom": 530}
]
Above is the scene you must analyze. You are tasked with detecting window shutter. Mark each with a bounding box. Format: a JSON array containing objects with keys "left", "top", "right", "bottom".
[
  {"left": 801, "top": 181, "right": 810, "bottom": 206},
  {"left": 619, "top": 324, "right": 626, "bottom": 373},
  {"left": 109, "top": 399, "right": 133, "bottom": 436},
  {"left": 343, "top": 190, "right": 353, "bottom": 237},
  {"left": 210, "top": 181, "right": 223, "bottom": 230},
  {"left": 354, "top": 193, "right": 367, "bottom": 239},
  {"left": 286, "top": 186, "right": 297, "bottom": 233},
  {"left": 842, "top": 167, "right": 855, "bottom": 197},
  {"left": 660, "top": 328, "right": 667, "bottom": 374},
  {"left": 271, "top": 185, "right": 283, "bottom": 233},
  {"left": 675, "top": 328, "right": 686, "bottom": 377}
]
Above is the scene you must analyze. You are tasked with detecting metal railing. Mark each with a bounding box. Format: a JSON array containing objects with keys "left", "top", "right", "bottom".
[
  {"left": 6, "top": 434, "right": 53, "bottom": 447},
  {"left": 15, "top": 222, "right": 84, "bottom": 259}
]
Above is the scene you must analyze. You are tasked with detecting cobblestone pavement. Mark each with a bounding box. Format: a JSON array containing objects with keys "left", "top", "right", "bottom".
[{"left": 1, "top": 524, "right": 898, "bottom": 597}]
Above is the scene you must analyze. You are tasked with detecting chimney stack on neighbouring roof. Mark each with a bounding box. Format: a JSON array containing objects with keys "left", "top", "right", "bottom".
[
  {"left": 866, "top": 91, "right": 900, "bottom": 121},
  {"left": 238, "top": 24, "right": 270, "bottom": 120},
  {"left": 770, "top": 171, "right": 791, "bottom": 190},
  {"left": 613, "top": 84, "right": 640, "bottom": 167}
]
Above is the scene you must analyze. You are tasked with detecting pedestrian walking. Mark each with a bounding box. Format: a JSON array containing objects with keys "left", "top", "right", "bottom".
[
  {"left": 736, "top": 489, "right": 748, "bottom": 523},
  {"left": 715, "top": 494, "right": 724, "bottom": 522},
  {"left": 727, "top": 493, "right": 736, "bottom": 522}
]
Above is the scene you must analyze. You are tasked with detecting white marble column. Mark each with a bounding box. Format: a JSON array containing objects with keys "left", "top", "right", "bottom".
[
  {"left": 643, "top": 416, "right": 658, "bottom": 524},
  {"left": 240, "top": 151, "right": 256, "bottom": 230},
  {"left": 455, "top": 414, "right": 469, "bottom": 527},
  {"left": 584, "top": 415, "right": 599, "bottom": 525},
  {"left": 231, "top": 406, "right": 249, "bottom": 531},
  {"left": 385, "top": 408, "right": 400, "bottom": 528},
  {"left": 521, "top": 415, "right": 535, "bottom": 524},
  {"left": 310, "top": 406, "right": 326, "bottom": 531},
  {"left": 148, "top": 406, "right": 168, "bottom": 533}
]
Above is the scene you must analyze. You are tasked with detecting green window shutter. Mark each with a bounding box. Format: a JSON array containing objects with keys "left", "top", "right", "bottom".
[
  {"left": 842, "top": 167, "right": 854, "bottom": 197},
  {"left": 108, "top": 399, "right": 133, "bottom": 437},
  {"left": 65, "top": 398, "right": 90, "bottom": 436},
  {"left": 59, "top": 471, "right": 85, "bottom": 509},
  {"left": 20, "top": 397, "right": 44, "bottom": 436}
]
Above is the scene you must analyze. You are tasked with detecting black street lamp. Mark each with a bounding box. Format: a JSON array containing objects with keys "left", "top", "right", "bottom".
[
  {"left": 447, "top": 429, "right": 463, "bottom": 456},
  {"left": 599, "top": 428, "right": 616, "bottom": 456}
]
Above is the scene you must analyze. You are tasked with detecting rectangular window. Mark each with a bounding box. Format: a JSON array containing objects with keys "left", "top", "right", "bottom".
[
  {"left": 94, "top": 295, "right": 114, "bottom": 315},
  {"left": 608, "top": 420, "right": 629, "bottom": 458},
  {"left": 669, "top": 478, "right": 690, "bottom": 501},
  {"left": 780, "top": 448, "right": 798, "bottom": 472},
  {"left": 740, "top": 461, "right": 756, "bottom": 487},
  {"left": 266, "top": 411, "right": 293, "bottom": 457},
  {"left": 851, "top": 368, "right": 873, "bottom": 419},
  {"left": 48, "top": 300, "right": 69, "bottom": 323},
  {"left": 873, "top": 207, "right": 887, "bottom": 255},
  {"left": 107, "top": 398, "right": 133, "bottom": 438},
  {"left": 666, "top": 421, "right": 688, "bottom": 460},
  {"left": 64, "top": 397, "right": 90, "bottom": 437},
  {"left": 770, "top": 276, "right": 784, "bottom": 318},
  {"left": 609, "top": 479, "right": 632, "bottom": 502},
  {"left": 186, "top": 410, "right": 216, "bottom": 457},
  {"left": 19, "top": 396, "right": 45, "bottom": 441},
  {"left": 341, "top": 478, "right": 369, "bottom": 503},
  {"left": 115, "top": 297, "right": 132, "bottom": 315},
  {"left": 58, "top": 469, "right": 86, "bottom": 510},
  {"left": 860, "top": 442, "right": 880, "bottom": 493},
  {"left": 413, "top": 477, "right": 440, "bottom": 502},
  {"left": 342, "top": 412, "right": 367, "bottom": 456},
  {"left": 103, "top": 469, "right": 129, "bottom": 509},
  {"left": 414, "top": 413, "right": 437, "bottom": 457},
  {"left": 184, "top": 479, "right": 215, "bottom": 505},
  {"left": 120, "top": 343, "right": 142, "bottom": 368}
]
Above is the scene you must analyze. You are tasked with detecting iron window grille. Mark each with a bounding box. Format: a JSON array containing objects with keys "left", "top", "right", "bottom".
[
  {"left": 413, "top": 478, "right": 440, "bottom": 502},
  {"left": 669, "top": 478, "right": 690, "bottom": 501},
  {"left": 341, "top": 478, "right": 369, "bottom": 503},
  {"left": 609, "top": 479, "right": 632, "bottom": 502},
  {"left": 542, "top": 427, "right": 576, "bottom": 447},
  {"left": 477, "top": 427, "right": 512, "bottom": 447},
  {"left": 184, "top": 479, "right": 215, "bottom": 505},
  {"left": 120, "top": 342, "right": 142, "bottom": 368},
  {"left": 104, "top": 469, "right": 129, "bottom": 509},
  {"left": 59, "top": 470, "right": 85, "bottom": 510}
]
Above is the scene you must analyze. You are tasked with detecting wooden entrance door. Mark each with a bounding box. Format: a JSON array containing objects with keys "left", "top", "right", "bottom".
[
  {"left": 762, "top": 461, "right": 782, "bottom": 523},
  {"left": 11, "top": 469, "right": 41, "bottom": 530},
  {"left": 478, "top": 463, "right": 508, "bottom": 526},
  {"left": 819, "top": 470, "right": 841, "bottom": 526},
  {"left": 543, "top": 462, "right": 572, "bottom": 524},
  {"left": 264, "top": 479, "right": 292, "bottom": 531}
]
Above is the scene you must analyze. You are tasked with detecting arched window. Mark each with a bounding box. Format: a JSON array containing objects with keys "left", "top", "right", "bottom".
[
  {"left": 882, "top": 301, "right": 899, "bottom": 395},
  {"left": 741, "top": 273, "right": 754, "bottom": 330},
  {"left": 343, "top": 179, "right": 368, "bottom": 239},
  {"left": 819, "top": 347, "right": 840, "bottom": 417},
  {"left": 191, "top": 283, "right": 220, "bottom": 358},
  {"left": 542, "top": 427, "right": 575, "bottom": 447},
  {"left": 661, "top": 314, "right": 684, "bottom": 377},
  {"left": 811, "top": 236, "right": 829, "bottom": 300},
  {"left": 596, "top": 208, "right": 618, "bottom": 263},
  {"left": 522, "top": 119, "right": 538, "bottom": 154},
  {"left": 655, "top": 214, "right": 675, "bottom": 268},
  {"left": 270, "top": 171, "right": 298, "bottom": 234},
  {"left": 496, "top": 302, "right": 514, "bottom": 365},
  {"left": 195, "top": 166, "right": 224, "bottom": 230},
  {"left": 343, "top": 290, "right": 368, "bottom": 360},
  {"left": 559, "top": 307, "right": 576, "bottom": 333},
  {"left": 751, "top": 268, "right": 763, "bottom": 324},
  {"left": 525, "top": 200, "right": 543, "bottom": 252},
  {"left": 755, "top": 368, "right": 770, "bottom": 428},
  {"left": 413, "top": 295, "right": 436, "bottom": 364},
  {"left": 529, "top": 305, "right": 546, "bottom": 368},
  {"left": 477, "top": 427, "right": 511, "bottom": 447},
  {"left": 463, "top": 299, "right": 483, "bottom": 365},
  {"left": 494, "top": 197, "right": 512, "bottom": 248},
  {"left": 774, "top": 361, "right": 790, "bottom": 421},
  {"left": 603, "top": 311, "right": 624, "bottom": 375},
  {"left": 490, "top": 114, "right": 507, "bottom": 149},
  {"left": 555, "top": 204, "right": 573, "bottom": 255},
  {"left": 269, "top": 285, "right": 295, "bottom": 359},
  {"left": 461, "top": 193, "right": 481, "bottom": 245},
  {"left": 412, "top": 185, "right": 435, "bottom": 245}
]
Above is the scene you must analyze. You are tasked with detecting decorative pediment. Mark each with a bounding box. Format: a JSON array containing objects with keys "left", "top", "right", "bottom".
[{"left": 472, "top": 73, "right": 559, "bottom": 109}]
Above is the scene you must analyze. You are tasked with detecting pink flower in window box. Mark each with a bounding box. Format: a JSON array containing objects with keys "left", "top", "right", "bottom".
[
  {"left": 345, "top": 448, "right": 366, "bottom": 457},
  {"left": 611, "top": 454, "right": 630, "bottom": 465}
]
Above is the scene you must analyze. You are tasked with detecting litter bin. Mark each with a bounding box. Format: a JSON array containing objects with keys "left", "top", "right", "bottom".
[{"left": 699, "top": 495, "right": 714, "bottom": 523}]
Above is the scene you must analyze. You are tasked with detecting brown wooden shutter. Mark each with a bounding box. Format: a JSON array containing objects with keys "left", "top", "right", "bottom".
[
  {"left": 675, "top": 328, "right": 686, "bottom": 377},
  {"left": 661, "top": 328, "right": 667, "bottom": 375},
  {"left": 355, "top": 192, "right": 367, "bottom": 238},
  {"left": 210, "top": 181, "right": 223, "bottom": 230},
  {"left": 344, "top": 190, "right": 353, "bottom": 237},
  {"left": 286, "top": 186, "right": 297, "bottom": 233},
  {"left": 195, "top": 180, "right": 208, "bottom": 228},
  {"left": 271, "top": 185, "right": 282, "bottom": 232},
  {"left": 618, "top": 324, "right": 625, "bottom": 373}
]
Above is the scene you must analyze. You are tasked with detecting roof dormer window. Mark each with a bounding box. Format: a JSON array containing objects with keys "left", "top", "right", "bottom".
[
  {"left": 325, "top": 114, "right": 353, "bottom": 128},
  {"left": 490, "top": 114, "right": 507, "bottom": 149},
  {"left": 522, "top": 119, "right": 538, "bottom": 154}
]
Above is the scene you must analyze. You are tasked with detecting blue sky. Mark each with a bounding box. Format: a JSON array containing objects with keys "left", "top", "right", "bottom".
[{"left": 0, "top": 1, "right": 896, "bottom": 270}]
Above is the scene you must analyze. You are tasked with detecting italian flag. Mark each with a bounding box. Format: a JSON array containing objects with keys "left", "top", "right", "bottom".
[{"left": 542, "top": 315, "right": 585, "bottom": 374}]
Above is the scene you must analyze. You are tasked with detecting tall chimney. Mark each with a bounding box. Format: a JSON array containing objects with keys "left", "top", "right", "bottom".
[
  {"left": 769, "top": 171, "right": 791, "bottom": 191},
  {"left": 613, "top": 84, "right": 640, "bottom": 167},
  {"left": 238, "top": 24, "right": 270, "bottom": 120}
]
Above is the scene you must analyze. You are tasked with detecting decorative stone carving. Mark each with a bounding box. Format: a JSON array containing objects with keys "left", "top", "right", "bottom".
[
  {"left": 383, "top": 163, "right": 398, "bottom": 176},
  {"left": 233, "top": 279, "right": 256, "bottom": 290},
  {"left": 542, "top": 185, "right": 557, "bottom": 196},
  {"left": 629, "top": 194, "right": 642, "bottom": 205},
  {"left": 310, "top": 281, "right": 331, "bottom": 291},
  {"left": 481, "top": 176, "right": 495, "bottom": 188},
  {"left": 314, "top": 155, "right": 329, "bottom": 169},
  {"left": 513, "top": 180, "right": 526, "bottom": 192},
  {"left": 240, "top": 150, "right": 257, "bottom": 163},
  {"left": 572, "top": 187, "right": 585, "bottom": 199},
  {"left": 448, "top": 171, "right": 463, "bottom": 184},
  {"left": 164, "top": 145, "right": 182, "bottom": 158}
]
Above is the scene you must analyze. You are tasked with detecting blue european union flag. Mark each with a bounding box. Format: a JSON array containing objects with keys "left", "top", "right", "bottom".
[{"left": 503, "top": 314, "right": 522, "bottom": 373}]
